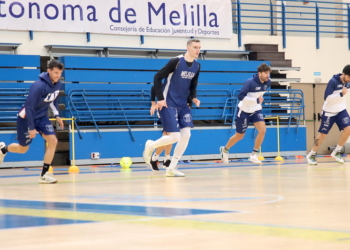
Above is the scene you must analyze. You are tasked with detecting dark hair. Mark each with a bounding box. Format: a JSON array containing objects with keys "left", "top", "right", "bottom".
[
  {"left": 258, "top": 63, "right": 271, "bottom": 73},
  {"left": 187, "top": 39, "right": 200, "bottom": 46},
  {"left": 48, "top": 60, "right": 64, "bottom": 70},
  {"left": 343, "top": 65, "right": 350, "bottom": 76}
]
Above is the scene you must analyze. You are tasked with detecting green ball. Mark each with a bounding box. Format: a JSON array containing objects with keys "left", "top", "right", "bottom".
[{"left": 120, "top": 157, "right": 132, "bottom": 169}]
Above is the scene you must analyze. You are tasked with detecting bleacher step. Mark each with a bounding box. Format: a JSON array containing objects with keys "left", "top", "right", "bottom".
[
  {"left": 249, "top": 52, "right": 285, "bottom": 60},
  {"left": 245, "top": 44, "right": 279, "bottom": 52}
]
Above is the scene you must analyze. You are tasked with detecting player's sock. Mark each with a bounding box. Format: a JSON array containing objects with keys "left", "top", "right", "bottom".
[
  {"left": 335, "top": 144, "right": 342, "bottom": 152},
  {"left": 252, "top": 149, "right": 259, "bottom": 155},
  {"left": 165, "top": 154, "right": 171, "bottom": 160},
  {"left": 169, "top": 128, "right": 191, "bottom": 170},
  {"left": 41, "top": 163, "right": 50, "bottom": 177},
  {"left": 308, "top": 150, "right": 316, "bottom": 156},
  {"left": 152, "top": 153, "right": 159, "bottom": 161}
]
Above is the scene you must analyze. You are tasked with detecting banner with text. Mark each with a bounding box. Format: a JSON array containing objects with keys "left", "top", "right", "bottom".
[{"left": 0, "top": 0, "right": 233, "bottom": 38}]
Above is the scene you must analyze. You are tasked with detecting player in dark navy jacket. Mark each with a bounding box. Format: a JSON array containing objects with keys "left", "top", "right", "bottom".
[
  {"left": 220, "top": 63, "right": 272, "bottom": 164},
  {"left": 0, "top": 60, "right": 64, "bottom": 184},
  {"left": 306, "top": 65, "right": 350, "bottom": 165},
  {"left": 143, "top": 39, "right": 201, "bottom": 177}
]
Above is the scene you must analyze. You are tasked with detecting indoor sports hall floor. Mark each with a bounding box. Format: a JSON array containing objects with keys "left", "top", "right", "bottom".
[{"left": 0, "top": 157, "right": 349, "bottom": 250}]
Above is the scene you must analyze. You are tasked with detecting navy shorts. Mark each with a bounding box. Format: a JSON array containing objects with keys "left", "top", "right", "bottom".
[
  {"left": 17, "top": 116, "right": 55, "bottom": 146},
  {"left": 235, "top": 109, "right": 265, "bottom": 134},
  {"left": 318, "top": 110, "right": 350, "bottom": 134},
  {"left": 159, "top": 106, "right": 193, "bottom": 133}
]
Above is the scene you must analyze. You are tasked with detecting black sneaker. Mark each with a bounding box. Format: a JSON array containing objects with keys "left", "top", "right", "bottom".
[
  {"left": 150, "top": 160, "right": 159, "bottom": 171},
  {"left": 163, "top": 159, "right": 171, "bottom": 168}
]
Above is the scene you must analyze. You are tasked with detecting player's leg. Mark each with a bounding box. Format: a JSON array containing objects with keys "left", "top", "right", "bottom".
[
  {"left": 166, "top": 106, "right": 193, "bottom": 177},
  {"left": 250, "top": 121, "right": 266, "bottom": 164},
  {"left": 37, "top": 117, "right": 58, "bottom": 184},
  {"left": 0, "top": 116, "right": 31, "bottom": 164},
  {"left": 219, "top": 109, "right": 247, "bottom": 164},
  {"left": 331, "top": 110, "right": 350, "bottom": 163},
  {"left": 306, "top": 112, "right": 335, "bottom": 165},
  {"left": 163, "top": 143, "right": 173, "bottom": 168},
  {"left": 143, "top": 107, "right": 180, "bottom": 164},
  {"left": 250, "top": 111, "right": 266, "bottom": 164},
  {"left": 150, "top": 146, "right": 164, "bottom": 171}
]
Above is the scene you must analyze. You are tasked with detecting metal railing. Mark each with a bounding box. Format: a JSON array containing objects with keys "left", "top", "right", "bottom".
[{"left": 233, "top": 0, "right": 350, "bottom": 49}]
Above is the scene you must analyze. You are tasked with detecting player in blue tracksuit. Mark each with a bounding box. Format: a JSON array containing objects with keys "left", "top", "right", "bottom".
[
  {"left": 306, "top": 65, "right": 350, "bottom": 165},
  {"left": 143, "top": 39, "right": 201, "bottom": 177},
  {"left": 0, "top": 60, "right": 64, "bottom": 184},
  {"left": 220, "top": 63, "right": 272, "bottom": 164}
]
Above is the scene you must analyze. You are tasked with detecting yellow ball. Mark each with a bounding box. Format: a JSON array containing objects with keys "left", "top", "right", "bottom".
[{"left": 120, "top": 157, "right": 132, "bottom": 169}]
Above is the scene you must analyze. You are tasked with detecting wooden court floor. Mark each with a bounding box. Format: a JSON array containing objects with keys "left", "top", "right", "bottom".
[{"left": 0, "top": 157, "right": 349, "bottom": 250}]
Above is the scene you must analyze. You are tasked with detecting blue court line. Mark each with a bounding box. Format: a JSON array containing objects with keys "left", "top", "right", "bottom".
[
  {"left": 24, "top": 168, "right": 89, "bottom": 171},
  {"left": 0, "top": 199, "right": 234, "bottom": 217},
  {"left": 0, "top": 214, "right": 91, "bottom": 230},
  {"left": 0, "top": 160, "right": 348, "bottom": 179}
]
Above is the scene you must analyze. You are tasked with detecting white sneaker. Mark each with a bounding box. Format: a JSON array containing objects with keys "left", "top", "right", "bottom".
[
  {"left": 220, "top": 146, "right": 229, "bottom": 164},
  {"left": 165, "top": 169, "right": 185, "bottom": 177},
  {"left": 143, "top": 140, "right": 154, "bottom": 164},
  {"left": 306, "top": 154, "right": 317, "bottom": 165},
  {"left": 39, "top": 173, "right": 57, "bottom": 184},
  {"left": 249, "top": 154, "right": 262, "bottom": 164},
  {"left": 331, "top": 150, "right": 344, "bottom": 164},
  {"left": 0, "top": 142, "right": 7, "bottom": 165}
]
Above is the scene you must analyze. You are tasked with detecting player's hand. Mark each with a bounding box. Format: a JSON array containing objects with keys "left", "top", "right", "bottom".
[
  {"left": 258, "top": 96, "right": 264, "bottom": 104},
  {"left": 192, "top": 98, "right": 200, "bottom": 107},
  {"left": 342, "top": 86, "right": 348, "bottom": 96},
  {"left": 150, "top": 104, "right": 157, "bottom": 115},
  {"left": 56, "top": 117, "right": 64, "bottom": 130},
  {"left": 157, "top": 100, "right": 167, "bottom": 110},
  {"left": 29, "top": 129, "right": 38, "bottom": 139}
]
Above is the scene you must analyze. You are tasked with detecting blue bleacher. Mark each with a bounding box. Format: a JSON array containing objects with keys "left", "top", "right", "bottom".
[
  {"left": 0, "top": 54, "right": 40, "bottom": 82},
  {"left": 0, "top": 55, "right": 40, "bottom": 128}
]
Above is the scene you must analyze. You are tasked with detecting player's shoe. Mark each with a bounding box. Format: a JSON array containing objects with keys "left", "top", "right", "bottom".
[
  {"left": 331, "top": 150, "right": 344, "bottom": 164},
  {"left": 0, "top": 142, "right": 7, "bottom": 165},
  {"left": 306, "top": 154, "right": 317, "bottom": 165},
  {"left": 39, "top": 173, "right": 57, "bottom": 184},
  {"left": 163, "top": 159, "right": 171, "bottom": 168},
  {"left": 249, "top": 154, "right": 262, "bottom": 164},
  {"left": 220, "top": 146, "right": 229, "bottom": 164},
  {"left": 143, "top": 140, "right": 154, "bottom": 164},
  {"left": 150, "top": 160, "right": 160, "bottom": 171},
  {"left": 165, "top": 169, "right": 185, "bottom": 177}
]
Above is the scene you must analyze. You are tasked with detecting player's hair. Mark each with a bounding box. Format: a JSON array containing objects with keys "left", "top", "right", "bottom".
[
  {"left": 48, "top": 60, "right": 64, "bottom": 70},
  {"left": 187, "top": 39, "right": 201, "bottom": 46},
  {"left": 258, "top": 63, "right": 271, "bottom": 73},
  {"left": 342, "top": 65, "right": 350, "bottom": 76}
]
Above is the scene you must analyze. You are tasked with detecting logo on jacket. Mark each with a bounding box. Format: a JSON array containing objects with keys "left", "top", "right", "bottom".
[
  {"left": 180, "top": 71, "right": 195, "bottom": 79},
  {"left": 255, "top": 87, "right": 261, "bottom": 90},
  {"left": 44, "top": 90, "right": 59, "bottom": 102}
]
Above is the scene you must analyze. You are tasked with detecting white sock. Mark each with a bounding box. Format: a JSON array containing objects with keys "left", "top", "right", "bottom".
[
  {"left": 335, "top": 144, "right": 342, "bottom": 152},
  {"left": 309, "top": 150, "right": 316, "bottom": 156},
  {"left": 150, "top": 133, "right": 180, "bottom": 149},
  {"left": 152, "top": 153, "right": 159, "bottom": 161},
  {"left": 168, "top": 128, "right": 191, "bottom": 170},
  {"left": 165, "top": 155, "right": 171, "bottom": 160}
]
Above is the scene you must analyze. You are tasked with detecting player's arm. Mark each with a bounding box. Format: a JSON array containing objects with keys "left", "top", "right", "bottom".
[
  {"left": 190, "top": 64, "right": 201, "bottom": 107},
  {"left": 153, "top": 58, "right": 179, "bottom": 101},
  {"left": 24, "top": 84, "right": 41, "bottom": 138},
  {"left": 324, "top": 79, "right": 346, "bottom": 101},
  {"left": 150, "top": 86, "right": 157, "bottom": 115},
  {"left": 238, "top": 80, "right": 258, "bottom": 103},
  {"left": 49, "top": 98, "right": 64, "bottom": 129}
]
